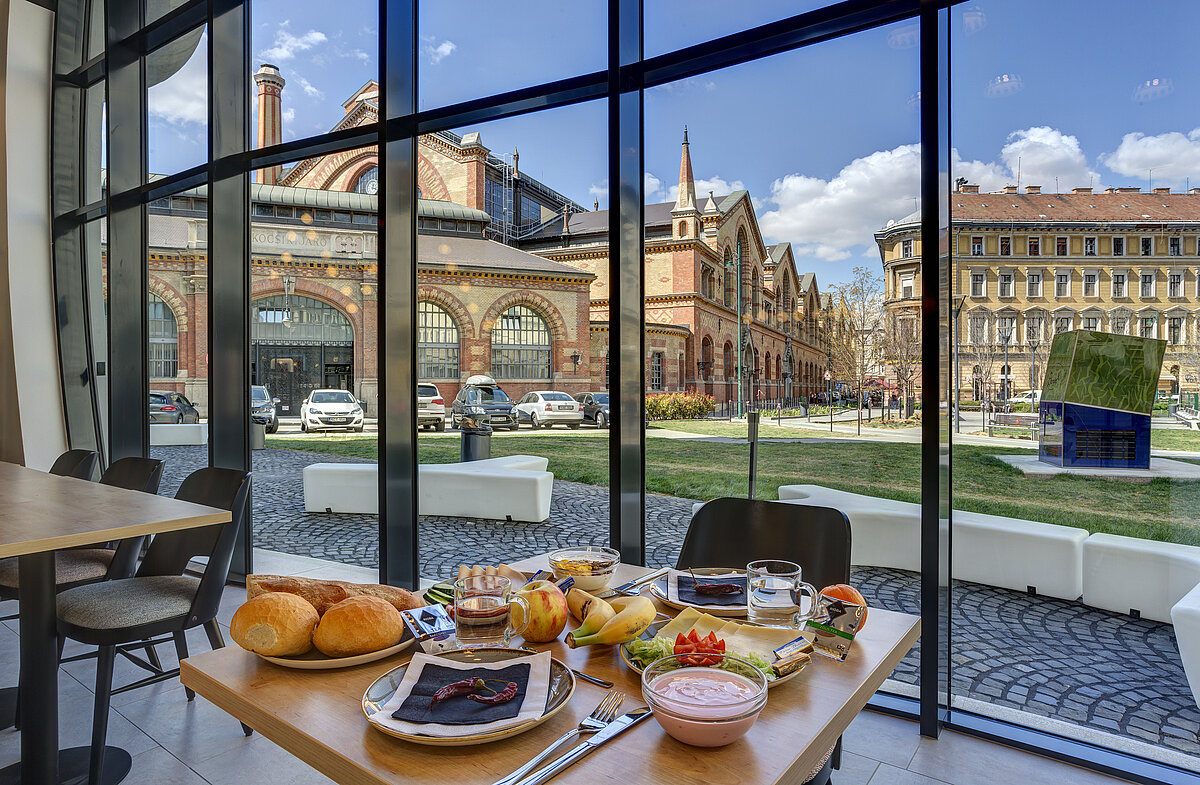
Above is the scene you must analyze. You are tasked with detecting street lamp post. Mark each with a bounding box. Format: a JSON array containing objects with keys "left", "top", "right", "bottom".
[
  {"left": 725, "top": 236, "right": 745, "bottom": 418},
  {"left": 952, "top": 295, "right": 966, "bottom": 434},
  {"left": 1028, "top": 334, "right": 1041, "bottom": 402},
  {"left": 998, "top": 322, "right": 1014, "bottom": 404}
]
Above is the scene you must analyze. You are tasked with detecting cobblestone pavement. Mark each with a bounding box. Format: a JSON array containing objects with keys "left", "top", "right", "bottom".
[{"left": 152, "top": 445, "right": 1200, "bottom": 760}]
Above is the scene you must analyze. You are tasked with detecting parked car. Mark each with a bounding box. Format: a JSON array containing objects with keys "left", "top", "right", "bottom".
[
  {"left": 574, "top": 392, "right": 610, "bottom": 428},
  {"left": 148, "top": 390, "right": 200, "bottom": 424},
  {"left": 1007, "top": 390, "right": 1042, "bottom": 405},
  {"left": 450, "top": 375, "right": 518, "bottom": 430},
  {"left": 251, "top": 385, "right": 279, "bottom": 433},
  {"left": 300, "top": 388, "right": 365, "bottom": 433},
  {"left": 418, "top": 382, "right": 446, "bottom": 431},
  {"left": 515, "top": 391, "right": 584, "bottom": 429}
]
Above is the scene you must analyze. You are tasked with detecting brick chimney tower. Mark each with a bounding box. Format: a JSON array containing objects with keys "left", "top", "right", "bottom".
[{"left": 254, "top": 64, "right": 285, "bottom": 184}]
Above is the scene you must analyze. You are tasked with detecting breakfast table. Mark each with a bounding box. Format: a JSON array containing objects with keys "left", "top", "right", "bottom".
[
  {"left": 0, "top": 461, "right": 231, "bottom": 785},
  {"left": 180, "top": 554, "right": 920, "bottom": 785}
]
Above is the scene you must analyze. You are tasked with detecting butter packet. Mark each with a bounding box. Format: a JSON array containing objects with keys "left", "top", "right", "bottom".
[{"left": 805, "top": 594, "right": 866, "bottom": 662}]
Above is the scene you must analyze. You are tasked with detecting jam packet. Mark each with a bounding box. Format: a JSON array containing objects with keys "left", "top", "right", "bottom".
[{"left": 805, "top": 593, "right": 866, "bottom": 662}]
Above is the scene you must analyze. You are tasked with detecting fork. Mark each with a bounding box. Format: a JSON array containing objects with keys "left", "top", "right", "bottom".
[{"left": 490, "top": 691, "right": 625, "bottom": 785}]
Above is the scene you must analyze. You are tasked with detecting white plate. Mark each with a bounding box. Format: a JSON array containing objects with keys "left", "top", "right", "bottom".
[
  {"left": 648, "top": 568, "right": 748, "bottom": 617},
  {"left": 361, "top": 648, "right": 576, "bottom": 746},
  {"left": 258, "top": 632, "right": 414, "bottom": 670}
]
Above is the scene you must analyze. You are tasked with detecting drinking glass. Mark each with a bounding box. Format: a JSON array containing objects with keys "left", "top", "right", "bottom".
[
  {"left": 746, "top": 559, "right": 819, "bottom": 629},
  {"left": 452, "top": 575, "right": 531, "bottom": 648}
]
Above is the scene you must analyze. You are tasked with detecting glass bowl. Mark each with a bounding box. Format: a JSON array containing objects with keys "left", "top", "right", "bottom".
[
  {"left": 641, "top": 653, "right": 768, "bottom": 747},
  {"left": 548, "top": 546, "right": 620, "bottom": 592}
]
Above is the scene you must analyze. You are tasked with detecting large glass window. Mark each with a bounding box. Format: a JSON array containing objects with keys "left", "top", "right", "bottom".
[
  {"left": 417, "top": 301, "right": 460, "bottom": 379},
  {"left": 147, "top": 293, "right": 178, "bottom": 378},
  {"left": 491, "top": 305, "right": 551, "bottom": 379}
]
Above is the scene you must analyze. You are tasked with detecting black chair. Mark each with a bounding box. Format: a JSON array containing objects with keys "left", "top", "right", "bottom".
[
  {"left": 55, "top": 467, "right": 252, "bottom": 785},
  {"left": 49, "top": 449, "right": 100, "bottom": 480},
  {"left": 677, "top": 497, "right": 852, "bottom": 785}
]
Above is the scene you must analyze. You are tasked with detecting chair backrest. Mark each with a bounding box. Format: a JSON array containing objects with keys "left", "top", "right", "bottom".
[
  {"left": 100, "top": 456, "right": 165, "bottom": 494},
  {"left": 136, "top": 467, "right": 251, "bottom": 628},
  {"left": 99, "top": 457, "right": 167, "bottom": 579},
  {"left": 49, "top": 449, "right": 99, "bottom": 480},
  {"left": 676, "top": 498, "right": 852, "bottom": 591}
]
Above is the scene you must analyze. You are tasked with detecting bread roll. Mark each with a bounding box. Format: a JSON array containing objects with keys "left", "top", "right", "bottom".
[
  {"left": 230, "top": 592, "right": 319, "bottom": 657},
  {"left": 246, "top": 574, "right": 425, "bottom": 616},
  {"left": 313, "top": 596, "right": 405, "bottom": 657}
]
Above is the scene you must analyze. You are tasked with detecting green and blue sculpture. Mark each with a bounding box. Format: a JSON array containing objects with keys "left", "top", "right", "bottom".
[{"left": 1039, "top": 331, "right": 1166, "bottom": 469}]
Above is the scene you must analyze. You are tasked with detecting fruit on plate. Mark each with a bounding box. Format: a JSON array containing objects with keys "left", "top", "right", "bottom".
[
  {"left": 515, "top": 580, "right": 570, "bottom": 643},
  {"left": 820, "top": 583, "right": 868, "bottom": 629},
  {"left": 230, "top": 591, "right": 319, "bottom": 656},
  {"left": 571, "top": 592, "right": 616, "bottom": 638},
  {"left": 566, "top": 595, "right": 656, "bottom": 648}
]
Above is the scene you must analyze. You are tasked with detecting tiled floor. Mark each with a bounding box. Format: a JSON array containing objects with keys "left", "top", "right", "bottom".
[{"left": 0, "top": 550, "right": 1138, "bottom": 785}]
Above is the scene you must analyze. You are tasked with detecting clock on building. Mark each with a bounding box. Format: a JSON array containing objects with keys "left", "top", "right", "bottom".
[{"left": 365, "top": 179, "right": 378, "bottom": 195}]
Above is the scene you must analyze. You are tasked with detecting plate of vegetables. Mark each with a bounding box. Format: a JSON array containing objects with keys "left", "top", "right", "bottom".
[{"left": 620, "top": 608, "right": 810, "bottom": 688}]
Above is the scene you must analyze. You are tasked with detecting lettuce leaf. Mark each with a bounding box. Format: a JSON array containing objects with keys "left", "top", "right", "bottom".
[{"left": 624, "top": 636, "right": 777, "bottom": 681}]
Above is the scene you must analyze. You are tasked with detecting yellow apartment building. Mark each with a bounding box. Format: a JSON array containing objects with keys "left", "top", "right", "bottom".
[{"left": 877, "top": 184, "right": 1200, "bottom": 401}]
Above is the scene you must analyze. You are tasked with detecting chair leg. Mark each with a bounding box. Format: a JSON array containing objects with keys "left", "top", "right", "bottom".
[
  {"left": 202, "top": 620, "right": 251, "bottom": 737},
  {"left": 144, "top": 638, "right": 163, "bottom": 672},
  {"left": 90, "top": 645, "right": 116, "bottom": 785},
  {"left": 172, "top": 632, "right": 195, "bottom": 702}
]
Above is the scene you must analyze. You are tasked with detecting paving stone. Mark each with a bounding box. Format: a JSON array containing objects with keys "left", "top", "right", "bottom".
[{"left": 151, "top": 444, "right": 1200, "bottom": 761}]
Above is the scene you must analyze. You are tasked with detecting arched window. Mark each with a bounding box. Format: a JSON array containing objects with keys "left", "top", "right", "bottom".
[
  {"left": 491, "top": 304, "right": 551, "bottom": 379},
  {"left": 418, "top": 301, "right": 460, "bottom": 379},
  {"left": 251, "top": 295, "right": 353, "bottom": 345},
  {"left": 723, "top": 341, "right": 734, "bottom": 379},
  {"left": 352, "top": 166, "right": 379, "bottom": 194},
  {"left": 148, "top": 294, "right": 178, "bottom": 378},
  {"left": 723, "top": 247, "right": 735, "bottom": 307}
]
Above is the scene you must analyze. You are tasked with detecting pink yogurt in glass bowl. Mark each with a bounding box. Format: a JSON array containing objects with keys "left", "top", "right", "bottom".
[{"left": 641, "top": 654, "right": 768, "bottom": 747}]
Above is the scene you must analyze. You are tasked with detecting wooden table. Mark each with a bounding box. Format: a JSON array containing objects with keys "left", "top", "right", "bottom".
[
  {"left": 181, "top": 556, "right": 920, "bottom": 785},
  {"left": 0, "top": 462, "right": 231, "bottom": 785}
]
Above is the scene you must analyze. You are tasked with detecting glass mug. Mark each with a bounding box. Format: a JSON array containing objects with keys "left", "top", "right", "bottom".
[
  {"left": 452, "top": 575, "right": 531, "bottom": 648},
  {"left": 746, "top": 559, "right": 820, "bottom": 629}
]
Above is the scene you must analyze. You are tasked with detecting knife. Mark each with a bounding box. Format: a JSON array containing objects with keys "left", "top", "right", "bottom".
[
  {"left": 511, "top": 708, "right": 653, "bottom": 785},
  {"left": 597, "top": 567, "right": 670, "bottom": 598}
]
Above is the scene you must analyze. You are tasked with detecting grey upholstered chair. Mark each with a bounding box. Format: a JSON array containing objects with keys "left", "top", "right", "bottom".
[{"left": 55, "top": 466, "right": 252, "bottom": 785}]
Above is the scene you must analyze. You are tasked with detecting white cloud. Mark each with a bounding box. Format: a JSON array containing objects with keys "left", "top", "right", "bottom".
[
  {"left": 994, "top": 126, "right": 1100, "bottom": 192},
  {"left": 1101, "top": 128, "right": 1200, "bottom": 181},
  {"left": 281, "top": 108, "right": 295, "bottom": 124},
  {"left": 759, "top": 145, "right": 921, "bottom": 262},
  {"left": 260, "top": 27, "right": 327, "bottom": 63},
  {"left": 147, "top": 36, "right": 207, "bottom": 125},
  {"left": 643, "top": 172, "right": 663, "bottom": 199},
  {"left": 295, "top": 76, "right": 323, "bottom": 99},
  {"left": 343, "top": 48, "right": 370, "bottom": 63},
  {"left": 668, "top": 176, "right": 745, "bottom": 205},
  {"left": 588, "top": 182, "right": 608, "bottom": 200},
  {"left": 422, "top": 38, "right": 456, "bottom": 64}
]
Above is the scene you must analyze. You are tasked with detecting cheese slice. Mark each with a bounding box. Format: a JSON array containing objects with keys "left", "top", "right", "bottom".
[
  {"left": 657, "top": 607, "right": 703, "bottom": 639},
  {"left": 723, "top": 624, "right": 811, "bottom": 660}
]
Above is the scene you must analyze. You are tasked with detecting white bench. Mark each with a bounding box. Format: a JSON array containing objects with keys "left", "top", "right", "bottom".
[
  {"left": 774, "top": 485, "right": 1087, "bottom": 601},
  {"left": 1083, "top": 534, "right": 1200, "bottom": 623},
  {"left": 149, "top": 423, "right": 208, "bottom": 446},
  {"left": 302, "top": 455, "right": 553, "bottom": 522},
  {"left": 1171, "top": 583, "right": 1200, "bottom": 707}
]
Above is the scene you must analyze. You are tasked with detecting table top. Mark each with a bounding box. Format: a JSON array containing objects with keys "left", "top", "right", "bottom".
[
  {"left": 181, "top": 557, "right": 920, "bottom": 785},
  {"left": 0, "top": 461, "right": 231, "bottom": 557}
]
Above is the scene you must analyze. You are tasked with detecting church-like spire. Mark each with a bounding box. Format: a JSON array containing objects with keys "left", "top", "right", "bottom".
[{"left": 673, "top": 125, "right": 698, "bottom": 214}]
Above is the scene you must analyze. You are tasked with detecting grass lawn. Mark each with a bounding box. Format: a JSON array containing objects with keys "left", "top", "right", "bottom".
[
  {"left": 646, "top": 419, "right": 844, "bottom": 439},
  {"left": 1151, "top": 429, "right": 1200, "bottom": 452},
  {"left": 268, "top": 427, "right": 1200, "bottom": 545}
]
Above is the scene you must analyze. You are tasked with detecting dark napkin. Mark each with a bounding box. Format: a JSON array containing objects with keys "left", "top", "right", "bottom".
[
  {"left": 675, "top": 573, "right": 748, "bottom": 607},
  {"left": 391, "top": 662, "right": 532, "bottom": 725}
]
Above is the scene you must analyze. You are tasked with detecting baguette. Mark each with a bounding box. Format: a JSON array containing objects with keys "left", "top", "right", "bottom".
[{"left": 246, "top": 574, "right": 425, "bottom": 616}]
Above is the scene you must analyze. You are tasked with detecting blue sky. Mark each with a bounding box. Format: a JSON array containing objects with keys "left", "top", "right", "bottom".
[{"left": 146, "top": 0, "right": 1200, "bottom": 287}]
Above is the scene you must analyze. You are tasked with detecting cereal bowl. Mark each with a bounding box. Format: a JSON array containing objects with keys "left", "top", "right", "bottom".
[{"left": 548, "top": 546, "right": 620, "bottom": 592}]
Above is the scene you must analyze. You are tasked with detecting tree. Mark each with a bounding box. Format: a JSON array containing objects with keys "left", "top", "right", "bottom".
[
  {"left": 827, "top": 266, "right": 884, "bottom": 429},
  {"left": 881, "top": 308, "right": 921, "bottom": 417}
]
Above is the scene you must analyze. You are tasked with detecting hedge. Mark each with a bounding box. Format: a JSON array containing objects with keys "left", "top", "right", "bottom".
[{"left": 645, "top": 391, "right": 716, "bottom": 420}]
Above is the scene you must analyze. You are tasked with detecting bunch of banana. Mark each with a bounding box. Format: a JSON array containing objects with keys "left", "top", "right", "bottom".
[{"left": 565, "top": 593, "right": 656, "bottom": 648}]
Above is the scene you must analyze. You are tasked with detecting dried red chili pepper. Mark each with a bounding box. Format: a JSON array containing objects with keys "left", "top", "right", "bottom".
[
  {"left": 430, "top": 677, "right": 485, "bottom": 710},
  {"left": 467, "top": 679, "right": 519, "bottom": 705},
  {"left": 693, "top": 582, "right": 743, "bottom": 596}
]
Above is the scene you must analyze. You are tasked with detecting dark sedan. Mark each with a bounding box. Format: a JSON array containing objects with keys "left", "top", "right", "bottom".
[
  {"left": 148, "top": 391, "right": 200, "bottom": 424},
  {"left": 574, "top": 392, "right": 610, "bottom": 428}
]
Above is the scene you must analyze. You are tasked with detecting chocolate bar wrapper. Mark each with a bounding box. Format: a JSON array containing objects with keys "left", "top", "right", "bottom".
[{"left": 805, "top": 595, "right": 866, "bottom": 662}]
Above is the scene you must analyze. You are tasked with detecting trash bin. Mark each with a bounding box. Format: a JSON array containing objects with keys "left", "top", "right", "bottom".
[
  {"left": 250, "top": 423, "right": 266, "bottom": 450},
  {"left": 460, "top": 406, "right": 492, "bottom": 462},
  {"left": 1169, "top": 403, "right": 1179, "bottom": 417}
]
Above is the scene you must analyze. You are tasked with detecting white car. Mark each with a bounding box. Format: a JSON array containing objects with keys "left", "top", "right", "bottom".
[
  {"left": 515, "top": 391, "right": 583, "bottom": 429},
  {"left": 418, "top": 383, "right": 446, "bottom": 431},
  {"left": 300, "top": 389, "right": 364, "bottom": 433},
  {"left": 1007, "top": 390, "right": 1042, "bottom": 405}
]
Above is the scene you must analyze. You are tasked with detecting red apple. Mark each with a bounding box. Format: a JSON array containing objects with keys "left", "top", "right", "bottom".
[{"left": 516, "top": 580, "right": 569, "bottom": 643}]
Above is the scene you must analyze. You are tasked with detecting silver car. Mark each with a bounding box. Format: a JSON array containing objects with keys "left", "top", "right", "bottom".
[
  {"left": 300, "top": 389, "right": 364, "bottom": 433},
  {"left": 515, "top": 391, "right": 583, "bottom": 429},
  {"left": 418, "top": 383, "right": 446, "bottom": 431}
]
